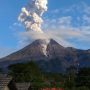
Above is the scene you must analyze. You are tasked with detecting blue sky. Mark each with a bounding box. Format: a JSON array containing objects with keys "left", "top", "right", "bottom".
[{"left": 0, "top": 0, "right": 90, "bottom": 58}]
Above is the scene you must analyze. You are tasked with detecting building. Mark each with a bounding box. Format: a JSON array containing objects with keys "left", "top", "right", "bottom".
[
  {"left": 0, "top": 74, "right": 16, "bottom": 90},
  {"left": 16, "top": 83, "right": 31, "bottom": 90}
]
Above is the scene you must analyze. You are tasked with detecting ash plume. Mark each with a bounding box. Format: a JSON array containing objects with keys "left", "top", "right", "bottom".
[{"left": 18, "top": 0, "right": 48, "bottom": 33}]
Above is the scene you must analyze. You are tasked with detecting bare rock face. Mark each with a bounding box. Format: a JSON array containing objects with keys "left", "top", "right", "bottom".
[
  {"left": 0, "top": 39, "right": 67, "bottom": 61},
  {"left": 0, "top": 39, "right": 90, "bottom": 73}
]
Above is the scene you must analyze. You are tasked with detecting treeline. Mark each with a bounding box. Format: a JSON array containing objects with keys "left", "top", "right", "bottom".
[{"left": 1, "top": 61, "right": 89, "bottom": 90}]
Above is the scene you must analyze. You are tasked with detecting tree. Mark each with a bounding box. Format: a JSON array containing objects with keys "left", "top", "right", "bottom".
[
  {"left": 76, "top": 68, "right": 90, "bottom": 89},
  {"left": 8, "top": 61, "right": 43, "bottom": 82},
  {"left": 64, "top": 66, "right": 77, "bottom": 89},
  {"left": 0, "top": 68, "right": 3, "bottom": 73}
]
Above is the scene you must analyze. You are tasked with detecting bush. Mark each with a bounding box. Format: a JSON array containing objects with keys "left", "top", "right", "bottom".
[
  {"left": 8, "top": 61, "right": 43, "bottom": 82},
  {"left": 77, "top": 86, "right": 90, "bottom": 90}
]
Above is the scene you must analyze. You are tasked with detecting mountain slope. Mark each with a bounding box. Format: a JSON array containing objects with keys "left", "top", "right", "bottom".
[{"left": 0, "top": 39, "right": 90, "bottom": 72}]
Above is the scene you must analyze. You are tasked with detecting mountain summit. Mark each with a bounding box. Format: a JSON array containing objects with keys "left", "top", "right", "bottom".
[
  {"left": 0, "top": 39, "right": 90, "bottom": 72},
  {"left": 0, "top": 39, "right": 66, "bottom": 61}
]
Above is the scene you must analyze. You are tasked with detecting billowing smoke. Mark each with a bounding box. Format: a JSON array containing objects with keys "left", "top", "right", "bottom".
[{"left": 18, "top": 0, "right": 48, "bottom": 33}]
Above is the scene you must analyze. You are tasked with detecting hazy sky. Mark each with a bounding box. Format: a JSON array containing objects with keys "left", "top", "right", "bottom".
[{"left": 0, "top": 0, "right": 90, "bottom": 58}]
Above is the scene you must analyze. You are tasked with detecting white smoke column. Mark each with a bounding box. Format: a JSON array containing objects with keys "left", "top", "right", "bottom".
[{"left": 18, "top": 0, "right": 48, "bottom": 33}]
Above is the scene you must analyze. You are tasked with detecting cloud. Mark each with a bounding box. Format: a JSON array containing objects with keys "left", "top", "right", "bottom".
[
  {"left": 41, "top": 2, "right": 90, "bottom": 48},
  {"left": 18, "top": 0, "right": 48, "bottom": 33},
  {"left": 50, "top": 9, "right": 60, "bottom": 14},
  {"left": 1, "top": 1, "right": 90, "bottom": 59},
  {"left": 82, "top": 15, "right": 90, "bottom": 25},
  {"left": 18, "top": 1, "right": 90, "bottom": 49},
  {"left": 82, "top": 2, "right": 90, "bottom": 15},
  {"left": 10, "top": 1, "right": 90, "bottom": 51}
]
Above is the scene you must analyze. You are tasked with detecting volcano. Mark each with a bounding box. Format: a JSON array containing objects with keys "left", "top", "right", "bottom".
[{"left": 0, "top": 39, "right": 90, "bottom": 72}]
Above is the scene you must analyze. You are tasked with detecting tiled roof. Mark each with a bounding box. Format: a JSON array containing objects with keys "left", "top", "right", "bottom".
[
  {"left": 0, "top": 74, "right": 12, "bottom": 89},
  {"left": 16, "top": 83, "right": 31, "bottom": 90},
  {"left": 41, "top": 88, "right": 64, "bottom": 90}
]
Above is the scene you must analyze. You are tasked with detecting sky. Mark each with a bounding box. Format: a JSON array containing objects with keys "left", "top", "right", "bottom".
[{"left": 0, "top": 0, "right": 90, "bottom": 58}]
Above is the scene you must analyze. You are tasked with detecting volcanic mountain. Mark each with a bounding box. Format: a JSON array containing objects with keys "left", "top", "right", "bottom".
[{"left": 0, "top": 39, "right": 90, "bottom": 72}]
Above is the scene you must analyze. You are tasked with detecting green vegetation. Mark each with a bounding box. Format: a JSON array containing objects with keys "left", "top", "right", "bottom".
[
  {"left": 76, "top": 68, "right": 90, "bottom": 89},
  {"left": 8, "top": 61, "right": 43, "bottom": 82},
  {"left": 8, "top": 61, "right": 90, "bottom": 89},
  {"left": 0, "top": 68, "right": 3, "bottom": 73}
]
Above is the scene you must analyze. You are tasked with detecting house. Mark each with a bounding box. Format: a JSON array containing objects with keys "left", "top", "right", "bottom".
[
  {"left": 41, "top": 88, "right": 64, "bottom": 90},
  {"left": 0, "top": 74, "right": 16, "bottom": 90},
  {"left": 16, "top": 83, "right": 31, "bottom": 90},
  {"left": 0, "top": 74, "right": 32, "bottom": 90}
]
